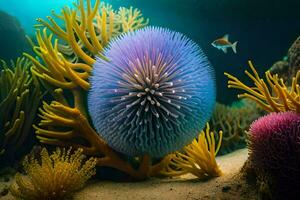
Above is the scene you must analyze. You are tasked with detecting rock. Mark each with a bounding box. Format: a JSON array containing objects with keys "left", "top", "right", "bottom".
[
  {"left": 222, "top": 185, "right": 231, "bottom": 193},
  {"left": 0, "top": 10, "right": 31, "bottom": 62}
]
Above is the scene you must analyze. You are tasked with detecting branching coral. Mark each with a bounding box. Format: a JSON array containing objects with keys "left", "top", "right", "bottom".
[
  {"left": 25, "top": 0, "right": 163, "bottom": 180},
  {"left": 10, "top": 147, "right": 97, "bottom": 200},
  {"left": 0, "top": 58, "right": 41, "bottom": 164},
  {"left": 160, "top": 124, "right": 223, "bottom": 179},
  {"left": 211, "top": 99, "right": 263, "bottom": 154},
  {"left": 34, "top": 101, "right": 165, "bottom": 179},
  {"left": 224, "top": 60, "right": 300, "bottom": 113},
  {"left": 34, "top": 0, "right": 148, "bottom": 65}
]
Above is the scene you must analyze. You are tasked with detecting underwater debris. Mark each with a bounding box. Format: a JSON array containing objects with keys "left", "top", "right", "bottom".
[
  {"left": 159, "top": 123, "right": 222, "bottom": 179},
  {"left": 225, "top": 60, "right": 300, "bottom": 113},
  {"left": 10, "top": 147, "right": 97, "bottom": 200},
  {"left": 88, "top": 26, "right": 216, "bottom": 157},
  {"left": 0, "top": 57, "right": 41, "bottom": 165},
  {"left": 211, "top": 99, "right": 263, "bottom": 155}
]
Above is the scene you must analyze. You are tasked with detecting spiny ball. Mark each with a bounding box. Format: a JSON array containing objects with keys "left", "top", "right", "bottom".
[
  {"left": 88, "top": 27, "right": 216, "bottom": 157},
  {"left": 248, "top": 111, "right": 300, "bottom": 180}
]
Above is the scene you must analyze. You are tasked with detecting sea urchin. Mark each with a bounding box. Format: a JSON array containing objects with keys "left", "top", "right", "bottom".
[
  {"left": 88, "top": 27, "right": 216, "bottom": 157},
  {"left": 248, "top": 111, "right": 300, "bottom": 179}
]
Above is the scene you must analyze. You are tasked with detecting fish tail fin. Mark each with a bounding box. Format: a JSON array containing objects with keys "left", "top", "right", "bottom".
[{"left": 232, "top": 41, "right": 238, "bottom": 54}]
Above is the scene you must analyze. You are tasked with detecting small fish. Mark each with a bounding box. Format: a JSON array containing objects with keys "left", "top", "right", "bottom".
[{"left": 211, "top": 34, "right": 238, "bottom": 54}]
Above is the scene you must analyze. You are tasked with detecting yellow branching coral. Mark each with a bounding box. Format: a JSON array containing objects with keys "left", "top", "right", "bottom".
[
  {"left": 118, "top": 7, "right": 149, "bottom": 32},
  {"left": 23, "top": 0, "right": 168, "bottom": 180},
  {"left": 10, "top": 147, "right": 97, "bottom": 200},
  {"left": 0, "top": 58, "right": 41, "bottom": 163},
  {"left": 25, "top": 29, "right": 92, "bottom": 91},
  {"left": 35, "top": 0, "right": 148, "bottom": 64},
  {"left": 34, "top": 101, "right": 164, "bottom": 180},
  {"left": 25, "top": 0, "right": 148, "bottom": 91},
  {"left": 160, "top": 124, "right": 223, "bottom": 179},
  {"left": 225, "top": 60, "right": 300, "bottom": 113}
]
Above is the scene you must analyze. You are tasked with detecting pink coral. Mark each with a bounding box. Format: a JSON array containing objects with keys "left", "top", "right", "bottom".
[{"left": 248, "top": 111, "right": 300, "bottom": 180}]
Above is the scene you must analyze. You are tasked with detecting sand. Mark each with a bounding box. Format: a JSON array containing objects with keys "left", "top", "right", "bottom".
[{"left": 1, "top": 148, "right": 258, "bottom": 200}]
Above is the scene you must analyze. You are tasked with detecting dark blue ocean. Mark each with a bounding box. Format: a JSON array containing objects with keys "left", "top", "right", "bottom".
[{"left": 0, "top": 0, "right": 299, "bottom": 103}]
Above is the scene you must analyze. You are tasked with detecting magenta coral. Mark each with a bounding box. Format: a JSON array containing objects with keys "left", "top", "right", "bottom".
[{"left": 248, "top": 111, "right": 300, "bottom": 180}]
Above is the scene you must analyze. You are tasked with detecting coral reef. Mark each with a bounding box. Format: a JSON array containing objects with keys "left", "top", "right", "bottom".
[
  {"left": 159, "top": 124, "right": 222, "bottom": 179},
  {"left": 225, "top": 60, "right": 300, "bottom": 113},
  {"left": 269, "top": 36, "right": 300, "bottom": 85},
  {"left": 24, "top": 0, "right": 165, "bottom": 179},
  {"left": 288, "top": 36, "right": 300, "bottom": 74},
  {"left": 10, "top": 147, "right": 97, "bottom": 200},
  {"left": 211, "top": 99, "right": 263, "bottom": 155},
  {"left": 269, "top": 60, "right": 289, "bottom": 83},
  {"left": 0, "top": 11, "right": 31, "bottom": 62},
  {"left": 33, "top": 0, "right": 148, "bottom": 65},
  {"left": 88, "top": 27, "right": 216, "bottom": 157},
  {"left": 16, "top": 0, "right": 217, "bottom": 180},
  {"left": 0, "top": 58, "right": 41, "bottom": 165}
]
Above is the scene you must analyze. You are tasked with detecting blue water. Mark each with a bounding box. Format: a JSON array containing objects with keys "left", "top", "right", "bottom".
[
  {"left": 0, "top": 0, "right": 299, "bottom": 103},
  {"left": 0, "top": 0, "right": 78, "bottom": 34}
]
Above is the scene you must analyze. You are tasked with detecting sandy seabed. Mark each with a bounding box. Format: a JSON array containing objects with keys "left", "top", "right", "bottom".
[{"left": 1, "top": 148, "right": 258, "bottom": 200}]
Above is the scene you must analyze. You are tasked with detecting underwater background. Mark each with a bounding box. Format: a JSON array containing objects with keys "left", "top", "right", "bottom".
[
  {"left": 1, "top": 0, "right": 300, "bottom": 199},
  {"left": 1, "top": 0, "right": 300, "bottom": 104}
]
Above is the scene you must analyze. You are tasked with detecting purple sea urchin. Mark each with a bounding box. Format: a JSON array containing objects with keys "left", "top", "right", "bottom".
[
  {"left": 248, "top": 112, "right": 300, "bottom": 180},
  {"left": 88, "top": 27, "right": 216, "bottom": 157}
]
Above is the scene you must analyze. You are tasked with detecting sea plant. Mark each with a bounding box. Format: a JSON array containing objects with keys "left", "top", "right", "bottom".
[
  {"left": 160, "top": 124, "right": 223, "bottom": 179},
  {"left": 225, "top": 60, "right": 300, "bottom": 113},
  {"left": 0, "top": 57, "right": 41, "bottom": 164},
  {"left": 10, "top": 147, "right": 97, "bottom": 200},
  {"left": 211, "top": 99, "right": 262, "bottom": 154},
  {"left": 88, "top": 27, "right": 216, "bottom": 157}
]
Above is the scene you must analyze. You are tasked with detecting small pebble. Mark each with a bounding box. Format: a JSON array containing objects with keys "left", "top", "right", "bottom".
[
  {"left": 0, "top": 187, "right": 9, "bottom": 196},
  {"left": 222, "top": 185, "right": 231, "bottom": 193}
]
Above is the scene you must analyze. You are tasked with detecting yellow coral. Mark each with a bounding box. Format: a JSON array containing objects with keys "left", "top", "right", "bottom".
[
  {"left": 160, "top": 124, "right": 223, "bottom": 179},
  {"left": 225, "top": 61, "right": 300, "bottom": 113},
  {"left": 22, "top": 0, "right": 169, "bottom": 180},
  {"left": 25, "top": 0, "right": 148, "bottom": 91},
  {"left": 10, "top": 147, "right": 97, "bottom": 200}
]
